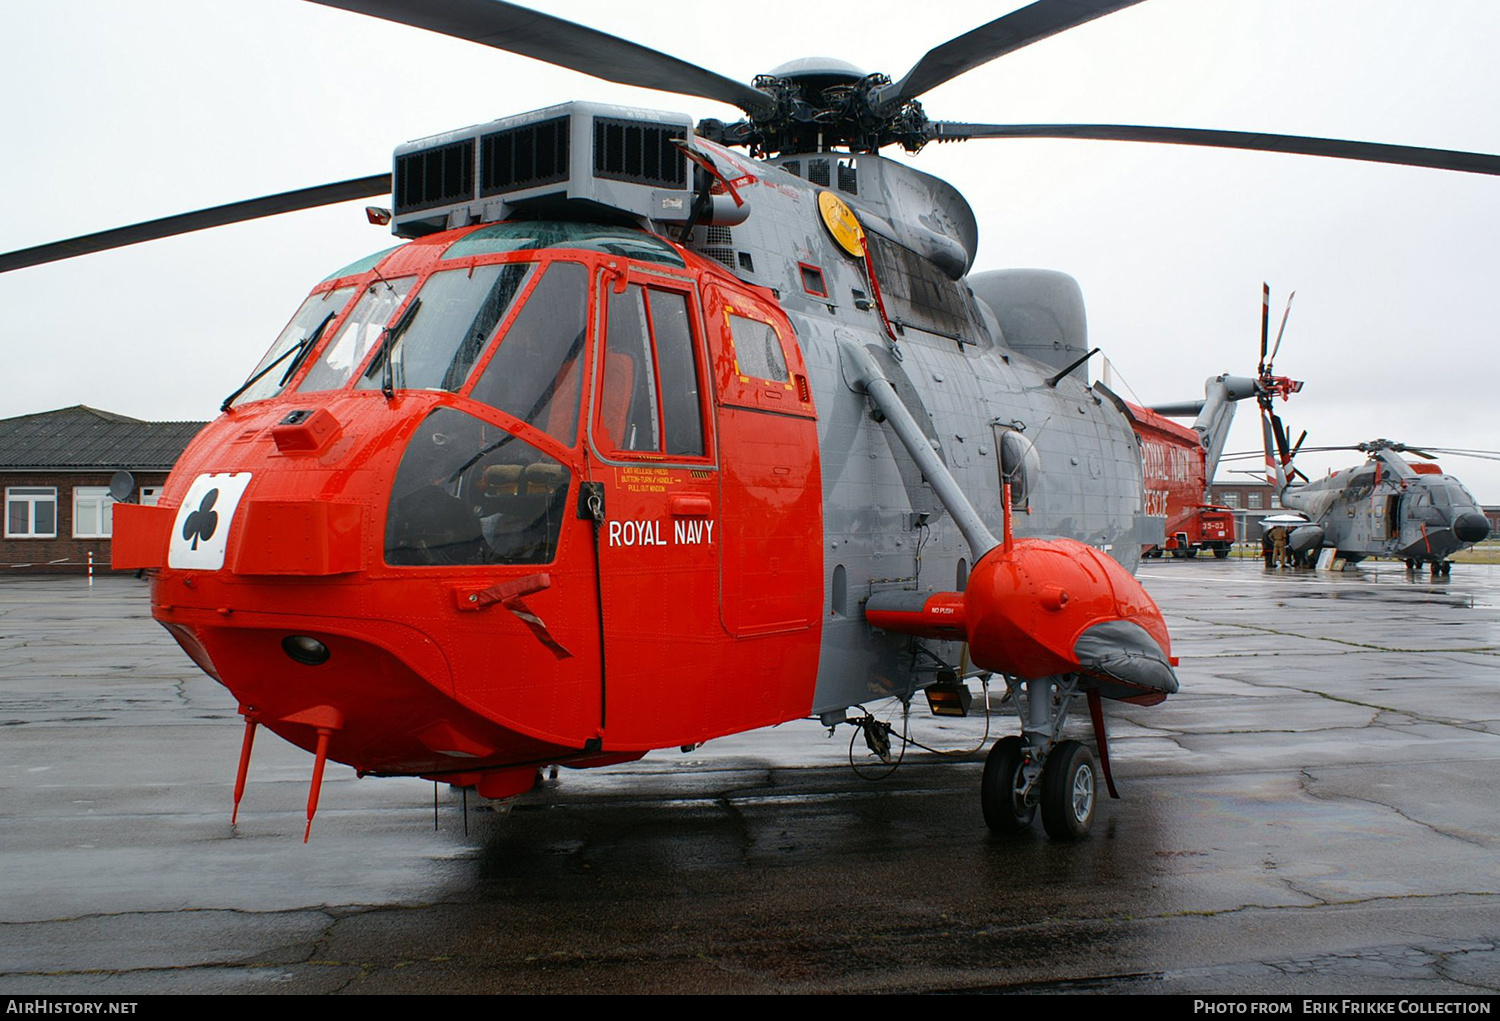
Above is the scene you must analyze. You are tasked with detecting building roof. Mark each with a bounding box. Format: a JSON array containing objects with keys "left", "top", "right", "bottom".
[{"left": 0, "top": 406, "right": 206, "bottom": 471}]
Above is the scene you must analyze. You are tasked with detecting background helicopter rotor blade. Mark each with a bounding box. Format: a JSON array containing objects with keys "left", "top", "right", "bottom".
[
  {"left": 1420, "top": 448, "right": 1500, "bottom": 461},
  {"left": 1268, "top": 290, "right": 1296, "bottom": 369},
  {"left": 1271, "top": 412, "right": 1292, "bottom": 463},
  {"left": 1423, "top": 450, "right": 1500, "bottom": 463},
  {"left": 0, "top": 174, "right": 391, "bottom": 275},
  {"left": 873, "top": 0, "right": 1146, "bottom": 114},
  {"left": 306, "top": 0, "right": 774, "bottom": 115},
  {"left": 1259, "top": 282, "right": 1270, "bottom": 376},
  {"left": 928, "top": 122, "right": 1500, "bottom": 176}
]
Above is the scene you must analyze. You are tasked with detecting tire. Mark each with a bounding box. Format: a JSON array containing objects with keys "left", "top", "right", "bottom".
[
  {"left": 1213, "top": 546, "right": 1229, "bottom": 560},
  {"left": 1040, "top": 740, "right": 1097, "bottom": 841},
  {"left": 981, "top": 736, "right": 1035, "bottom": 834}
]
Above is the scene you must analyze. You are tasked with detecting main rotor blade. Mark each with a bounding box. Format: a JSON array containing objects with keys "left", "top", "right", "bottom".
[
  {"left": 307, "top": 0, "right": 773, "bottom": 115},
  {"left": 1259, "top": 282, "right": 1270, "bottom": 373},
  {"left": 875, "top": 0, "right": 1145, "bottom": 114},
  {"left": 931, "top": 123, "right": 1500, "bottom": 176},
  {"left": 0, "top": 174, "right": 391, "bottom": 275},
  {"left": 1421, "top": 449, "right": 1500, "bottom": 462},
  {"left": 1268, "top": 290, "right": 1296, "bottom": 368}
]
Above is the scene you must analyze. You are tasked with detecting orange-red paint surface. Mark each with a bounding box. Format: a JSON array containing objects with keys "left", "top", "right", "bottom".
[{"left": 115, "top": 224, "right": 825, "bottom": 791}]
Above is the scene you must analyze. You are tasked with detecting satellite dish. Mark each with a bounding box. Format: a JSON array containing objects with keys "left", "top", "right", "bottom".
[{"left": 109, "top": 470, "right": 137, "bottom": 504}]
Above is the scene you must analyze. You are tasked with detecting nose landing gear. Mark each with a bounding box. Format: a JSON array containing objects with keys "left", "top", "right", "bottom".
[{"left": 980, "top": 676, "right": 1105, "bottom": 842}]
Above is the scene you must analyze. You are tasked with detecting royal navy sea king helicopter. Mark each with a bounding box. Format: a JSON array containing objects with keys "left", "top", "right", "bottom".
[{"left": 6, "top": 0, "right": 1500, "bottom": 842}]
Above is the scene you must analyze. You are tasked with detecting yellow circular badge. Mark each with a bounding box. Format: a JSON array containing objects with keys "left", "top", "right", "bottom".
[{"left": 818, "top": 190, "right": 865, "bottom": 258}]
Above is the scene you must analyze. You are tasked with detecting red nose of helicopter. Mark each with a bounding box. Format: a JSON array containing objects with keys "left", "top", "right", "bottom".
[
  {"left": 961, "top": 537, "right": 1178, "bottom": 701},
  {"left": 134, "top": 388, "right": 601, "bottom": 799},
  {"left": 110, "top": 225, "right": 699, "bottom": 816}
]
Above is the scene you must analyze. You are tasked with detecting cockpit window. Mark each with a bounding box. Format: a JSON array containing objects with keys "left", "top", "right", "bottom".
[
  {"left": 385, "top": 407, "right": 570, "bottom": 567},
  {"left": 444, "top": 220, "right": 685, "bottom": 267},
  {"left": 321, "top": 245, "right": 401, "bottom": 283},
  {"left": 595, "top": 282, "right": 707, "bottom": 458},
  {"left": 466, "top": 262, "right": 588, "bottom": 447},
  {"left": 354, "top": 262, "right": 535, "bottom": 394},
  {"left": 298, "top": 277, "right": 416, "bottom": 393},
  {"left": 230, "top": 285, "right": 358, "bottom": 406}
]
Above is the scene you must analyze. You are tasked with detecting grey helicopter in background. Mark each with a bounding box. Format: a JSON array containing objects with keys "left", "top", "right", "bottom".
[
  {"left": 1215, "top": 291, "right": 1492, "bottom": 577},
  {"left": 1256, "top": 421, "right": 1493, "bottom": 577}
]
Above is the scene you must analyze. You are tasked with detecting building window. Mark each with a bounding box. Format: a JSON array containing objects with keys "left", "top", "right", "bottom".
[
  {"left": 73, "top": 487, "right": 115, "bottom": 538},
  {"left": 140, "top": 487, "right": 163, "bottom": 507},
  {"left": 1247, "top": 492, "right": 1263, "bottom": 509},
  {"left": 1222, "top": 492, "right": 1241, "bottom": 509},
  {"left": 5, "top": 487, "right": 58, "bottom": 538}
]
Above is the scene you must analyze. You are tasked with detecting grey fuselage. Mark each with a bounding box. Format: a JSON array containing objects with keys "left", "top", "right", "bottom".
[
  {"left": 1281, "top": 450, "right": 1489, "bottom": 564},
  {"left": 673, "top": 148, "right": 1150, "bottom": 714}
]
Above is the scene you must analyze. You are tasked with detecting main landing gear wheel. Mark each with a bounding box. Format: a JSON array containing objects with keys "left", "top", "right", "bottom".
[
  {"left": 1040, "top": 740, "right": 1097, "bottom": 841},
  {"left": 981, "top": 736, "right": 1034, "bottom": 834}
]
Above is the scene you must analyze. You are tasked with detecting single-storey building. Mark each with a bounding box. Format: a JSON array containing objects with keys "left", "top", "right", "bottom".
[{"left": 1, "top": 406, "right": 205, "bottom": 574}]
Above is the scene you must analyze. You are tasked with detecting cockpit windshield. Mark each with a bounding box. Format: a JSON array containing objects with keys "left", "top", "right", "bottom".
[
  {"left": 466, "top": 261, "right": 589, "bottom": 447},
  {"left": 298, "top": 277, "right": 416, "bottom": 393},
  {"left": 229, "top": 285, "right": 358, "bottom": 407},
  {"left": 355, "top": 262, "right": 536, "bottom": 394}
]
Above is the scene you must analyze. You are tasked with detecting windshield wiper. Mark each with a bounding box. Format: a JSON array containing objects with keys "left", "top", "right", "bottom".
[
  {"left": 277, "top": 311, "right": 337, "bottom": 388},
  {"left": 220, "top": 310, "right": 337, "bottom": 412},
  {"left": 365, "top": 296, "right": 422, "bottom": 402}
]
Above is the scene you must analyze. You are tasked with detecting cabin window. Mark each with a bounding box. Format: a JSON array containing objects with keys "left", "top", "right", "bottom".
[
  {"left": 230, "top": 285, "right": 358, "bottom": 406},
  {"left": 5, "top": 487, "right": 56, "bottom": 539},
  {"left": 799, "top": 263, "right": 827, "bottom": 297},
  {"left": 596, "top": 282, "right": 706, "bottom": 458},
  {"left": 385, "top": 407, "right": 570, "bottom": 567},
  {"left": 298, "top": 277, "right": 416, "bottom": 393},
  {"left": 467, "top": 262, "right": 589, "bottom": 448},
  {"left": 727, "top": 314, "right": 789, "bottom": 383},
  {"left": 356, "top": 262, "right": 535, "bottom": 394}
]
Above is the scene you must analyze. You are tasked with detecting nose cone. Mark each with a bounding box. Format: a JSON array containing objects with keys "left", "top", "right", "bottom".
[
  {"left": 1454, "top": 511, "right": 1491, "bottom": 544},
  {"left": 962, "top": 537, "right": 1177, "bottom": 697}
]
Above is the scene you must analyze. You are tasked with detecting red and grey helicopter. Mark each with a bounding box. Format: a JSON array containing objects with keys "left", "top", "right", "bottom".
[
  {"left": 4, "top": 0, "right": 1498, "bottom": 841},
  {"left": 1130, "top": 285, "right": 1305, "bottom": 559}
]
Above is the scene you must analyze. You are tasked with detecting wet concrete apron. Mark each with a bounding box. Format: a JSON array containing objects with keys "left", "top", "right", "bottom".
[{"left": 1, "top": 562, "right": 1496, "bottom": 994}]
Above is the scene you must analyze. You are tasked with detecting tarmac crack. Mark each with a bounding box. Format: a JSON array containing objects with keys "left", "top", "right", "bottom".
[
  {"left": 1158, "top": 889, "right": 1498, "bottom": 920},
  {"left": 1298, "top": 767, "right": 1492, "bottom": 847},
  {"left": 1429, "top": 940, "right": 1500, "bottom": 993},
  {"left": 1181, "top": 615, "right": 1500, "bottom": 655}
]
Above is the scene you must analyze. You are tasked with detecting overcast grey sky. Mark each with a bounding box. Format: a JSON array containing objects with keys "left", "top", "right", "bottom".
[{"left": 2, "top": 0, "right": 1497, "bottom": 498}]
